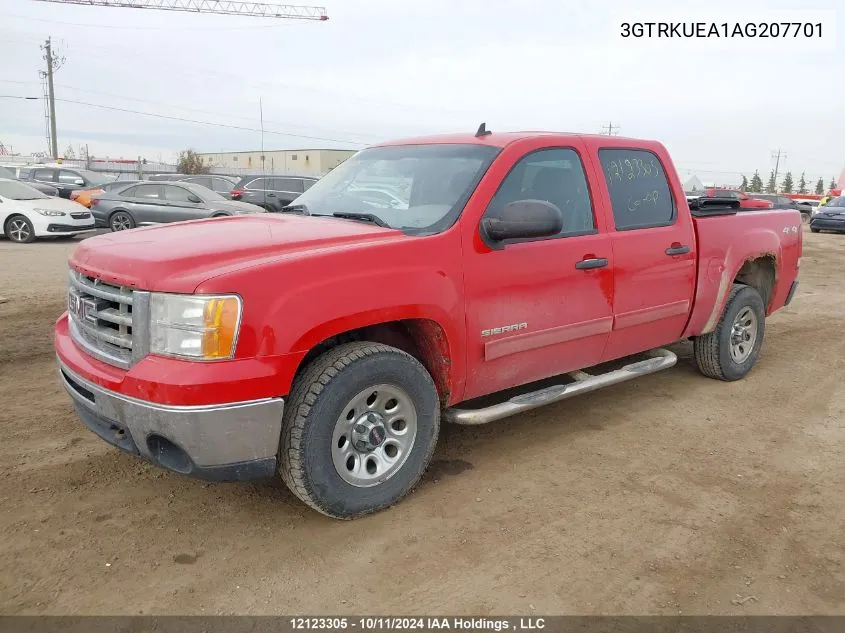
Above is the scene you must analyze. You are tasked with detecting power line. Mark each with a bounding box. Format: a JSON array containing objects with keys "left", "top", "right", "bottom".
[
  {"left": 55, "top": 97, "right": 369, "bottom": 145},
  {"left": 600, "top": 121, "right": 620, "bottom": 136}
]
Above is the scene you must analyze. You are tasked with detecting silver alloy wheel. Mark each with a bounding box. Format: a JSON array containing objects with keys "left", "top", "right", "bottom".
[
  {"left": 111, "top": 213, "right": 131, "bottom": 231},
  {"left": 8, "top": 218, "right": 32, "bottom": 243},
  {"left": 729, "top": 306, "right": 758, "bottom": 363},
  {"left": 331, "top": 384, "right": 418, "bottom": 487}
]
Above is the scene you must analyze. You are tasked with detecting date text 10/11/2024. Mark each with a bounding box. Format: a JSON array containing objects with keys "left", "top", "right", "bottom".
[{"left": 289, "top": 617, "right": 547, "bottom": 630}]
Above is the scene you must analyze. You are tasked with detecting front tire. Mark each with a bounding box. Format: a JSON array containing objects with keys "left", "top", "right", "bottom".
[
  {"left": 693, "top": 284, "right": 765, "bottom": 381},
  {"left": 5, "top": 215, "right": 36, "bottom": 243},
  {"left": 279, "top": 342, "right": 440, "bottom": 519},
  {"left": 810, "top": 227, "right": 820, "bottom": 233}
]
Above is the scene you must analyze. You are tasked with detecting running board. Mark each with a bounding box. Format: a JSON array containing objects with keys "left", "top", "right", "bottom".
[{"left": 444, "top": 348, "right": 677, "bottom": 426}]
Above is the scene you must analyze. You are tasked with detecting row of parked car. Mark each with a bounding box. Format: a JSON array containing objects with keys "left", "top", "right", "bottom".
[{"left": 0, "top": 165, "right": 319, "bottom": 243}]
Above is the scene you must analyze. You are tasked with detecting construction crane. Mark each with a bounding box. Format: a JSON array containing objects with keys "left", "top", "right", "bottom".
[{"left": 30, "top": 0, "right": 328, "bottom": 20}]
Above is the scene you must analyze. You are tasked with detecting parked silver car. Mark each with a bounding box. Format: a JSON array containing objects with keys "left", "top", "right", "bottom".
[{"left": 90, "top": 181, "right": 265, "bottom": 231}]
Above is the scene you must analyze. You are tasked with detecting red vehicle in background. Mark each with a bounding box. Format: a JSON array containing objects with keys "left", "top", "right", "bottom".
[{"left": 705, "top": 188, "right": 773, "bottom": 209}]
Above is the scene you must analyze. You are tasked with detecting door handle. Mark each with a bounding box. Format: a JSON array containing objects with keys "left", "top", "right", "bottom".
[
  {"left": 575, "top": 258, "right": 609, "bottom": 270},
  {"left": 665, "top": 244, "right": 690, "bottom": 256}
]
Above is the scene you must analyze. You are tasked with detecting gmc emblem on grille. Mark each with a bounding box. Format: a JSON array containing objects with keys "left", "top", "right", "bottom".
[{"left": 68, "top": 292, "right": 97, "bottom": 323}]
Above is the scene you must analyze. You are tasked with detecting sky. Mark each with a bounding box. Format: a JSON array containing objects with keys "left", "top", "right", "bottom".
[{"left": 0, "top": 0, "right": 842, "bottom": 187}]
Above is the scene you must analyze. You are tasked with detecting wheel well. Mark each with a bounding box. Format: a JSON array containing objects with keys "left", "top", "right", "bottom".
[
  {"left": 212, "top": 213, "right": 229, "bottom": 217},
  {"left": 294, "top": 319, "right": 453, "bottom": 404},
  {"left": 4, "top": 214, "right": 29, "bottom": 234},
  {"left": 734, "top": 255, "right": 776, "bottom": 309}
]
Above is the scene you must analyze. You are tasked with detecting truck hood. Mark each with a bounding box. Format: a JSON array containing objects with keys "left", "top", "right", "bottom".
[{"left": 69, "top": 214, "right": 406, "bottom": 292}]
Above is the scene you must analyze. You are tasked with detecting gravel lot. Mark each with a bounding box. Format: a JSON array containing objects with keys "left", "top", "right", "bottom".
[{"left": 1, "top": 229, "right": 844, "bottom": 615}]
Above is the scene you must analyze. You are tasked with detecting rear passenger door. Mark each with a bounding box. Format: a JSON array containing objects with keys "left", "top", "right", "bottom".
[
  {"left": 595, "top": 147, "right": 697, "bottom": 362},
  {"left": 161, "top": 185, "right": 209, "bottom": 222},
  {"left": 269, "top": 177, "right": 305, "bottom": 207},
  {"left": 124, "top": 183, "right": 165, "bottom": 225}
]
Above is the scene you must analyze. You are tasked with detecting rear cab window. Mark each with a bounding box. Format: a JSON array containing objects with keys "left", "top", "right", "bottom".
[{"left": 598, "top": 149, "right": 676, "bottom": 230}]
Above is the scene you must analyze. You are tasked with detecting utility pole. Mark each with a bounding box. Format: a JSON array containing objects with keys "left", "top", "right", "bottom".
[
  {"left": 41, "top": 37, "right": 63, "bottom": 160},
  {"left": 601, "top": 121, "right": 621, "bottom": 136},
  {"left": 771, "top": 148, "right": 787, "bottom": 192}
]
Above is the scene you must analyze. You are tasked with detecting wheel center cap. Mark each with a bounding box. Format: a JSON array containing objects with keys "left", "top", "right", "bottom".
[{"left": 351, "top": 412, "right": 387, "bottom": 452}]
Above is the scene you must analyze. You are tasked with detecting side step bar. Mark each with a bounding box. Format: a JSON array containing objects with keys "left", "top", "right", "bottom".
[{"left": 444, "top": 348, "right": 678, "bottom": 426}]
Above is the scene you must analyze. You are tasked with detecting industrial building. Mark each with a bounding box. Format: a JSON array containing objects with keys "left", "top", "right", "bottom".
[{"left": 198, "top": 148, "right": 356, "bottom": 178}]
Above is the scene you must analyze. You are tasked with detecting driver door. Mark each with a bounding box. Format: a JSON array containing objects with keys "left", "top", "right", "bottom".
[{"left": 461, "top": 144, "right": 614, "bottom": 401}]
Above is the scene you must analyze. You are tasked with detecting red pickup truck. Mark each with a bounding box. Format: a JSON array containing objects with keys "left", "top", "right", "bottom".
[{"left": 55, "top": 128, "right": 802, "bottom": 519}]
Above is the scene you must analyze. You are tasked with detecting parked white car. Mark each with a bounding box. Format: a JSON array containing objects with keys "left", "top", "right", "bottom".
[{"left": 0, "top": 178, "right": 97, "bottom": 243}]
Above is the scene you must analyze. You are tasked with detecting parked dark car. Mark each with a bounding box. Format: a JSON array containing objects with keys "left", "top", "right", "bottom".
[
  {"left": 747, "top": 194, "right": 810, "bottom": 219},
  {"left": 230, "top": 174, "right": 318, "bottom": 211},
  {"left": 90, "top": 181, "right": 265, "bottom": 231},
  {"left": 809, "top": 197, "right": 845, "bottom": 234},
  {"left": 0, "top": 165, "right": 59, "bottom": 196},
  {"left": 176, "top": 174, "right": 239, "bottom": 199},
  {"left": 22, "top": 166, "right": 115, "bottom": 199}
]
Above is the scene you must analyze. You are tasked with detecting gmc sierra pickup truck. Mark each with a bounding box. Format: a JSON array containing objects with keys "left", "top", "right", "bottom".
[{"left": 55, "top": 127, "right": 802, "bottom": 519}]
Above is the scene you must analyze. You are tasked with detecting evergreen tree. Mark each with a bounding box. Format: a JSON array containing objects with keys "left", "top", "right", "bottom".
[
  {"left": 797, "top": 172, "right": 808, "bottom": 194},
  {"left": 749, "top": 170, "right": 763, "bottom": 193},
  {"left": 766, "top": 170, "right": 777, "bottom": 193},
  {"left": 830, "top": 178, "right": 838, "bottom": 192},
  {"left": 815, "top": 178, "right": 825, "bottom": 195},
  {"left": 780, "top": 171, "right": 794, "bottom": 194},
  {"left": 740, "top": 175, "right": 748, "bottom": 192}
]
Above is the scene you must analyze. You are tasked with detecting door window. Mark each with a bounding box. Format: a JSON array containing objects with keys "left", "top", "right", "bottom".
[
  {"left": 58, "top": 170, "right": 83, "bottom": 184},
  {"left": 270, "top": 178, "right": 304, "bottom": 193},
  {"left": 211, "top": 177, "right": 233, "bottom": 192},
  {"left": 244, "top": 178, "right": 267, "bottom": 190},
  {"left": 163, "top": 185, "right": 198, "bottom": 202},
  {"left": 485, "top": 148, "right": 595, "bottom": 238},
  {"left": 599, "top": 149, "right": 676, "bottom": 230},
  {"left": 130, "top": 184, "right": 162, "bottom": 199},
  {"left": 33, "top": 168, "right": 56, "bottom": 181}
]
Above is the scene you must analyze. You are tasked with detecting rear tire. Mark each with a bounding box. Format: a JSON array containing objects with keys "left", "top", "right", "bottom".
[
  {"left": 693, "top": 284, "right": 765, "bottom": 381},
  {"left": 810, "top": 227, "right": 820, "bottom": 233},
  {"left": 279, "top": 342, "right": 440, "bottom": 519},
  {"left": 109, "top": 211, "right": 135, "bottom": 231},
  {"left": 4, "top": 215, "right": 36, "bottom": 243}
]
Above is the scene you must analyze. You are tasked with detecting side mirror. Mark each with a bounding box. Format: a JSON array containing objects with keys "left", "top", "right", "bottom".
[
  {"left": 187, "top": 194, "right": 202, "bottom": 203},
  {"left": 481, "top": 199, "right": 563, "bottom": 249}
]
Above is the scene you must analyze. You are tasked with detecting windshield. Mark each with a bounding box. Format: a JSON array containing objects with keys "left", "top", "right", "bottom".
[
  {"left": 827, "top": 196, "right": 845, "bottom": 207},
  {"left": 288, "top": 144, "right": 500, "bottom": 233},
  {"left": 0, "top": 167, "right": 15, "bottom": 179},
  {"left": 0, "top": 180, "right": 49, "bottom": 200}
]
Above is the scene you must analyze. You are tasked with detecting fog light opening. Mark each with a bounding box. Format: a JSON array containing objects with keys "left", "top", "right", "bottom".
[{"left": 146, "top": 435, "right": 193, "bottom": 474}]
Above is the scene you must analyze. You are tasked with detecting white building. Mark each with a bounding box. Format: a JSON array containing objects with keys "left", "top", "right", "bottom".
[{"left": 199, "top": 148, "right": 356, "bottom": 178}]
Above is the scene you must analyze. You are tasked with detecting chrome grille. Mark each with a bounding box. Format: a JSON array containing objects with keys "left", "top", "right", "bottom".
[{"left": 67, "top": 269, "right": 150, "bottom": 369}]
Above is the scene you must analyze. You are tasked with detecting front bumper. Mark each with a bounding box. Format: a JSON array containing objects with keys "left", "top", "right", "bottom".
[
  {"left": 810, "top": 218, "right": 845, "bottom": 232},
  {"left": 58, "top": 361, "right": 284, "bottom": 481}
]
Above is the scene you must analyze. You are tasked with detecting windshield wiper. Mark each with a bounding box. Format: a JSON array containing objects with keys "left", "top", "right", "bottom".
[
  {"left": 330, "top": 212, "right": 390, "bottom": 228},
  {"left": 280, "top": 203, "right": 310, "bottom": 214}
]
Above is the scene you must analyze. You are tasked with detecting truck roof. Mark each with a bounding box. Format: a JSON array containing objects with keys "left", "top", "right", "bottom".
[{"left": 376, "top": 130, "right": 661, "bottom": 150}]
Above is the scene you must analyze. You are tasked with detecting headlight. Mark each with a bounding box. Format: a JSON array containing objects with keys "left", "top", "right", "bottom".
[
  {"left": 150, "top": 293, "right": 242, "bottom": 360},
  {"left": 34, "top": 209, "right": 66, "bottom": 216}
]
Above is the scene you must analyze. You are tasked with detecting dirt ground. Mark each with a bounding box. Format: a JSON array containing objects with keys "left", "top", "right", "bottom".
[{"left": 1, "top": 230, "right": 844, "bottom": 616}]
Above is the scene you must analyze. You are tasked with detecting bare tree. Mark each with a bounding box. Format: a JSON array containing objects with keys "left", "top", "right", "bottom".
[{"left": 176, "top": 149, "right": 211, "bottom": 175}]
